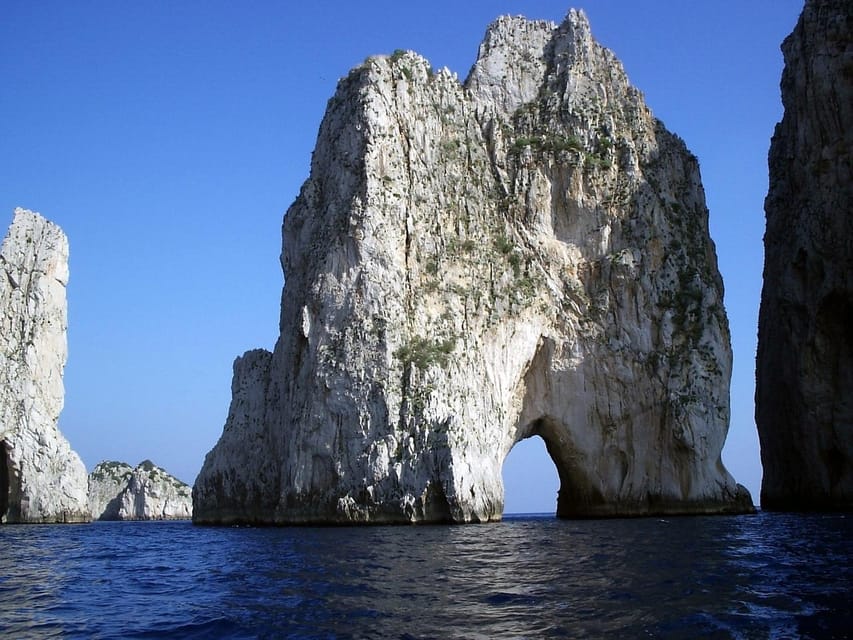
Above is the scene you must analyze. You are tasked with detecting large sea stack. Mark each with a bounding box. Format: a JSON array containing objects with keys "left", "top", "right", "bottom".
[
  {"left": 0, "top": 208, "right": 89, "bottom": 523},
  {"left": 756, "top": 0, "right": 852, "bottom": 511},
  {"left": 195, "top": 10, "right": 752, "bottom": 524}
]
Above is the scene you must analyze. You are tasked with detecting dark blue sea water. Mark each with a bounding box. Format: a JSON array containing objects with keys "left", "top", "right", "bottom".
[{"left": 0, "top": 512, "right": 850, "bottom": 639}]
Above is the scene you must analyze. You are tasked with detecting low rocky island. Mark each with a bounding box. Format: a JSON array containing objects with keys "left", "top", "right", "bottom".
[
  {"left": 0, "top": 208, "right": 89, "bottom": 524},
  {"left": 89, "top": 460, "right": 192, "bottom": 521},
  {"left": 194, "top": 8, "right": 753, "bottom": 524}
]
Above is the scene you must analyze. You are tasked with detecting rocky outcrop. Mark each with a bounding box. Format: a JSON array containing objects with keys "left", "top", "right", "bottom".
[
  {"left": 194, "top": 9, "right": 752, "bottom": 524},
  {"left": 88, "top": 461, "right": 133, "bottom": 518},
  {"left": 89, "top": 460, "right": 192, "bottom": 520},
  {"left": 756, "top": 0, "right": 853, "bottom": 511},
  {"left": 0, "top": 208, "right": 89, "bottom": 523}
]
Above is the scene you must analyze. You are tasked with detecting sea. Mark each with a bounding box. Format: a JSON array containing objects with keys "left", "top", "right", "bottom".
[{"left": 0, "top": 512, "right": 850, "bottom": 639}]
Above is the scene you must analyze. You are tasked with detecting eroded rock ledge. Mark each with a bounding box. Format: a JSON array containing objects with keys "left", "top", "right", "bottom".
[
  {"left": 194, "top": 9, "right": 753, "bottom": 524},
  {"left": 756, "top": 0, "right": 853, "bottom": 511},
  {"left": 1, "top": 208, "right": 89, "bottom": 524}
]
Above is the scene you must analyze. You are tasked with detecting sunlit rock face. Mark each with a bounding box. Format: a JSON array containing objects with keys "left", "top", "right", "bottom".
[
  {"left": 756, "top": 0, "right": 853, "bottom": 511},
  {"left": 194, "top": 9, "right": 753, "bottom": 524},
  {"left": 89, "top": 460, "right": 193, "bottom": 520},
  {"left": 0, "top": 208, "right": 89, "bottom": 523}
]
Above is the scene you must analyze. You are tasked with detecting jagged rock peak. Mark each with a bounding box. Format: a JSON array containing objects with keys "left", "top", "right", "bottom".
[
  {"left": 89, "top": 459, "right": 192, "bottom": 521},
  {"left": 194, "top": 8, "right": 753, "bottom": 525},
  {"left": 756, "top": 0, "right": 853, "bottom": 511},
  {"left": 466, "top": 10, "right": 627, "bottom": 120},
  {"left": 465, "top": 13, "right": 559, "bottom": 117},
  {"left": 1, "top": 208, "right": 89, "bottom": 524}
]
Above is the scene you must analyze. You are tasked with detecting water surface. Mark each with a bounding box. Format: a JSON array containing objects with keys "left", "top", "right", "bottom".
[{"left": 1, "top": 512, "right": 850, "bottom": 638}]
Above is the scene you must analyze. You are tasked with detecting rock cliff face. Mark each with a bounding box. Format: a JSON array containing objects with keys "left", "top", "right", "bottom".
[
  {"left": 0, "top": 208, "right": 89, "bottom": 523},
  {"left": 89, "top": 460, "right": 192, "bottom": 520},
  {"left": 195, "top": 9, "right": 752, "bottom": 524},
  {"left": 756, "top": 0, "right": 853, "bottom": 511}
]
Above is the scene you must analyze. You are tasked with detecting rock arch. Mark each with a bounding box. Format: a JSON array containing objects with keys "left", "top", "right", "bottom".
[
  {"left": 513, "top": 417, "right": 593, "bottom": 518},
  {"left": 509, "top": 338, "right": 598, "bottom": 517},
  {"left": 194, "top": 9, "right": 754, "bottom": 524},
  {"left": 501, "top": 433, "right": 559, "bottom": 513},
  {"left": 509, "top": 335, "right": 626, "bottom": 517}
]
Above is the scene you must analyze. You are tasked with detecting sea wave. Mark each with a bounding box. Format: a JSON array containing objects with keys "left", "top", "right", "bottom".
[{"left": 0, "top": 514, "right": 850, "bottom": 638}]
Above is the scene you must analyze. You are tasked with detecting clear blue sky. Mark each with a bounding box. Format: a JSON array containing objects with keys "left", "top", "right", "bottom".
[{"left": 1, "top": 1, "right": 803, "bottom": 513}]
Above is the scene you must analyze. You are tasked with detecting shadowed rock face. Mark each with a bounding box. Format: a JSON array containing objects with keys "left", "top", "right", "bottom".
[
  {"left": 757, "top": 0, "right": 853, "bottom": 511},
  {"left": 0, "top": 208, "right": 89, "bottom": 523},
  {"left": 194, "top": 9, "right": 753, "bottom": 525}
]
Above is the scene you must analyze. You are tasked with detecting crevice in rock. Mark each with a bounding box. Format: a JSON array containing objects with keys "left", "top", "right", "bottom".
[{"left": 0, "top": 441, "right": 9, "bottom": 522}]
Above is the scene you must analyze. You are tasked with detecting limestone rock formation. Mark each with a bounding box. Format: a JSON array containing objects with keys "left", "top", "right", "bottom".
[
  {"left": 89, "top": 460, "right": 192, "bottom": 520},
  {"left": 88, "top": 461, "right": 133, "bottom": 519},
  {"left": 756, "top": 0, "right": 853, "bottom": 511},
  {"left": 195, "top": 9, "right": 753, "bottom": 524},
  {"left": 0, "top": 208, "right": 89, "bottom": 523}
]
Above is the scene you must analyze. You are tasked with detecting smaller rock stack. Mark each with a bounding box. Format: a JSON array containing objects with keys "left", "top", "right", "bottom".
[{"left": 88, "top": 460, "right": 192, "bottom": 520}]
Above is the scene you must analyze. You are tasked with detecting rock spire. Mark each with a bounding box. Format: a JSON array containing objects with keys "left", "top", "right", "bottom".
[
  {"left": 194, "top": 9, "right": 753, "bottom": 524},
  {"left": 0, "top": 208, "right": 89, "bottom": 523},
  {"left": 756, "top": 0, "right": 853, "bottom": 510}
]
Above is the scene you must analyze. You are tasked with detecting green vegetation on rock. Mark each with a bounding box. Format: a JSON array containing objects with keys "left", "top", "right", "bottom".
[{"left": 394, "top": 336, "right": 457, "bottom": 370}]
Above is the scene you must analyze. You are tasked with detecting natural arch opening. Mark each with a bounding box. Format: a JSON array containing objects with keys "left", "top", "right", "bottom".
[
  {"left": 509, "top": 337, "right": 596, "bottom": 518},
  {"left": 0, "top": 441, "right": 9, "bottom": 523},
  {"left": 502, "top": 434, "right": 560, "bottom": 515}
]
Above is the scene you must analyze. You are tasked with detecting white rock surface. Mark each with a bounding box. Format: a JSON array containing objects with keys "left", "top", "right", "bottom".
[
  {"left": 0, "top": 208, "right": 89, "bottom": 523},
  {"left": 89, "top": 460, "right": 192, "bottom": 520},
  {"left": 195, "top": 9, "right": 753, "bottom": 524},
  {"left": 88, "top": 461, "right": 133, "bottom": 519}
]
